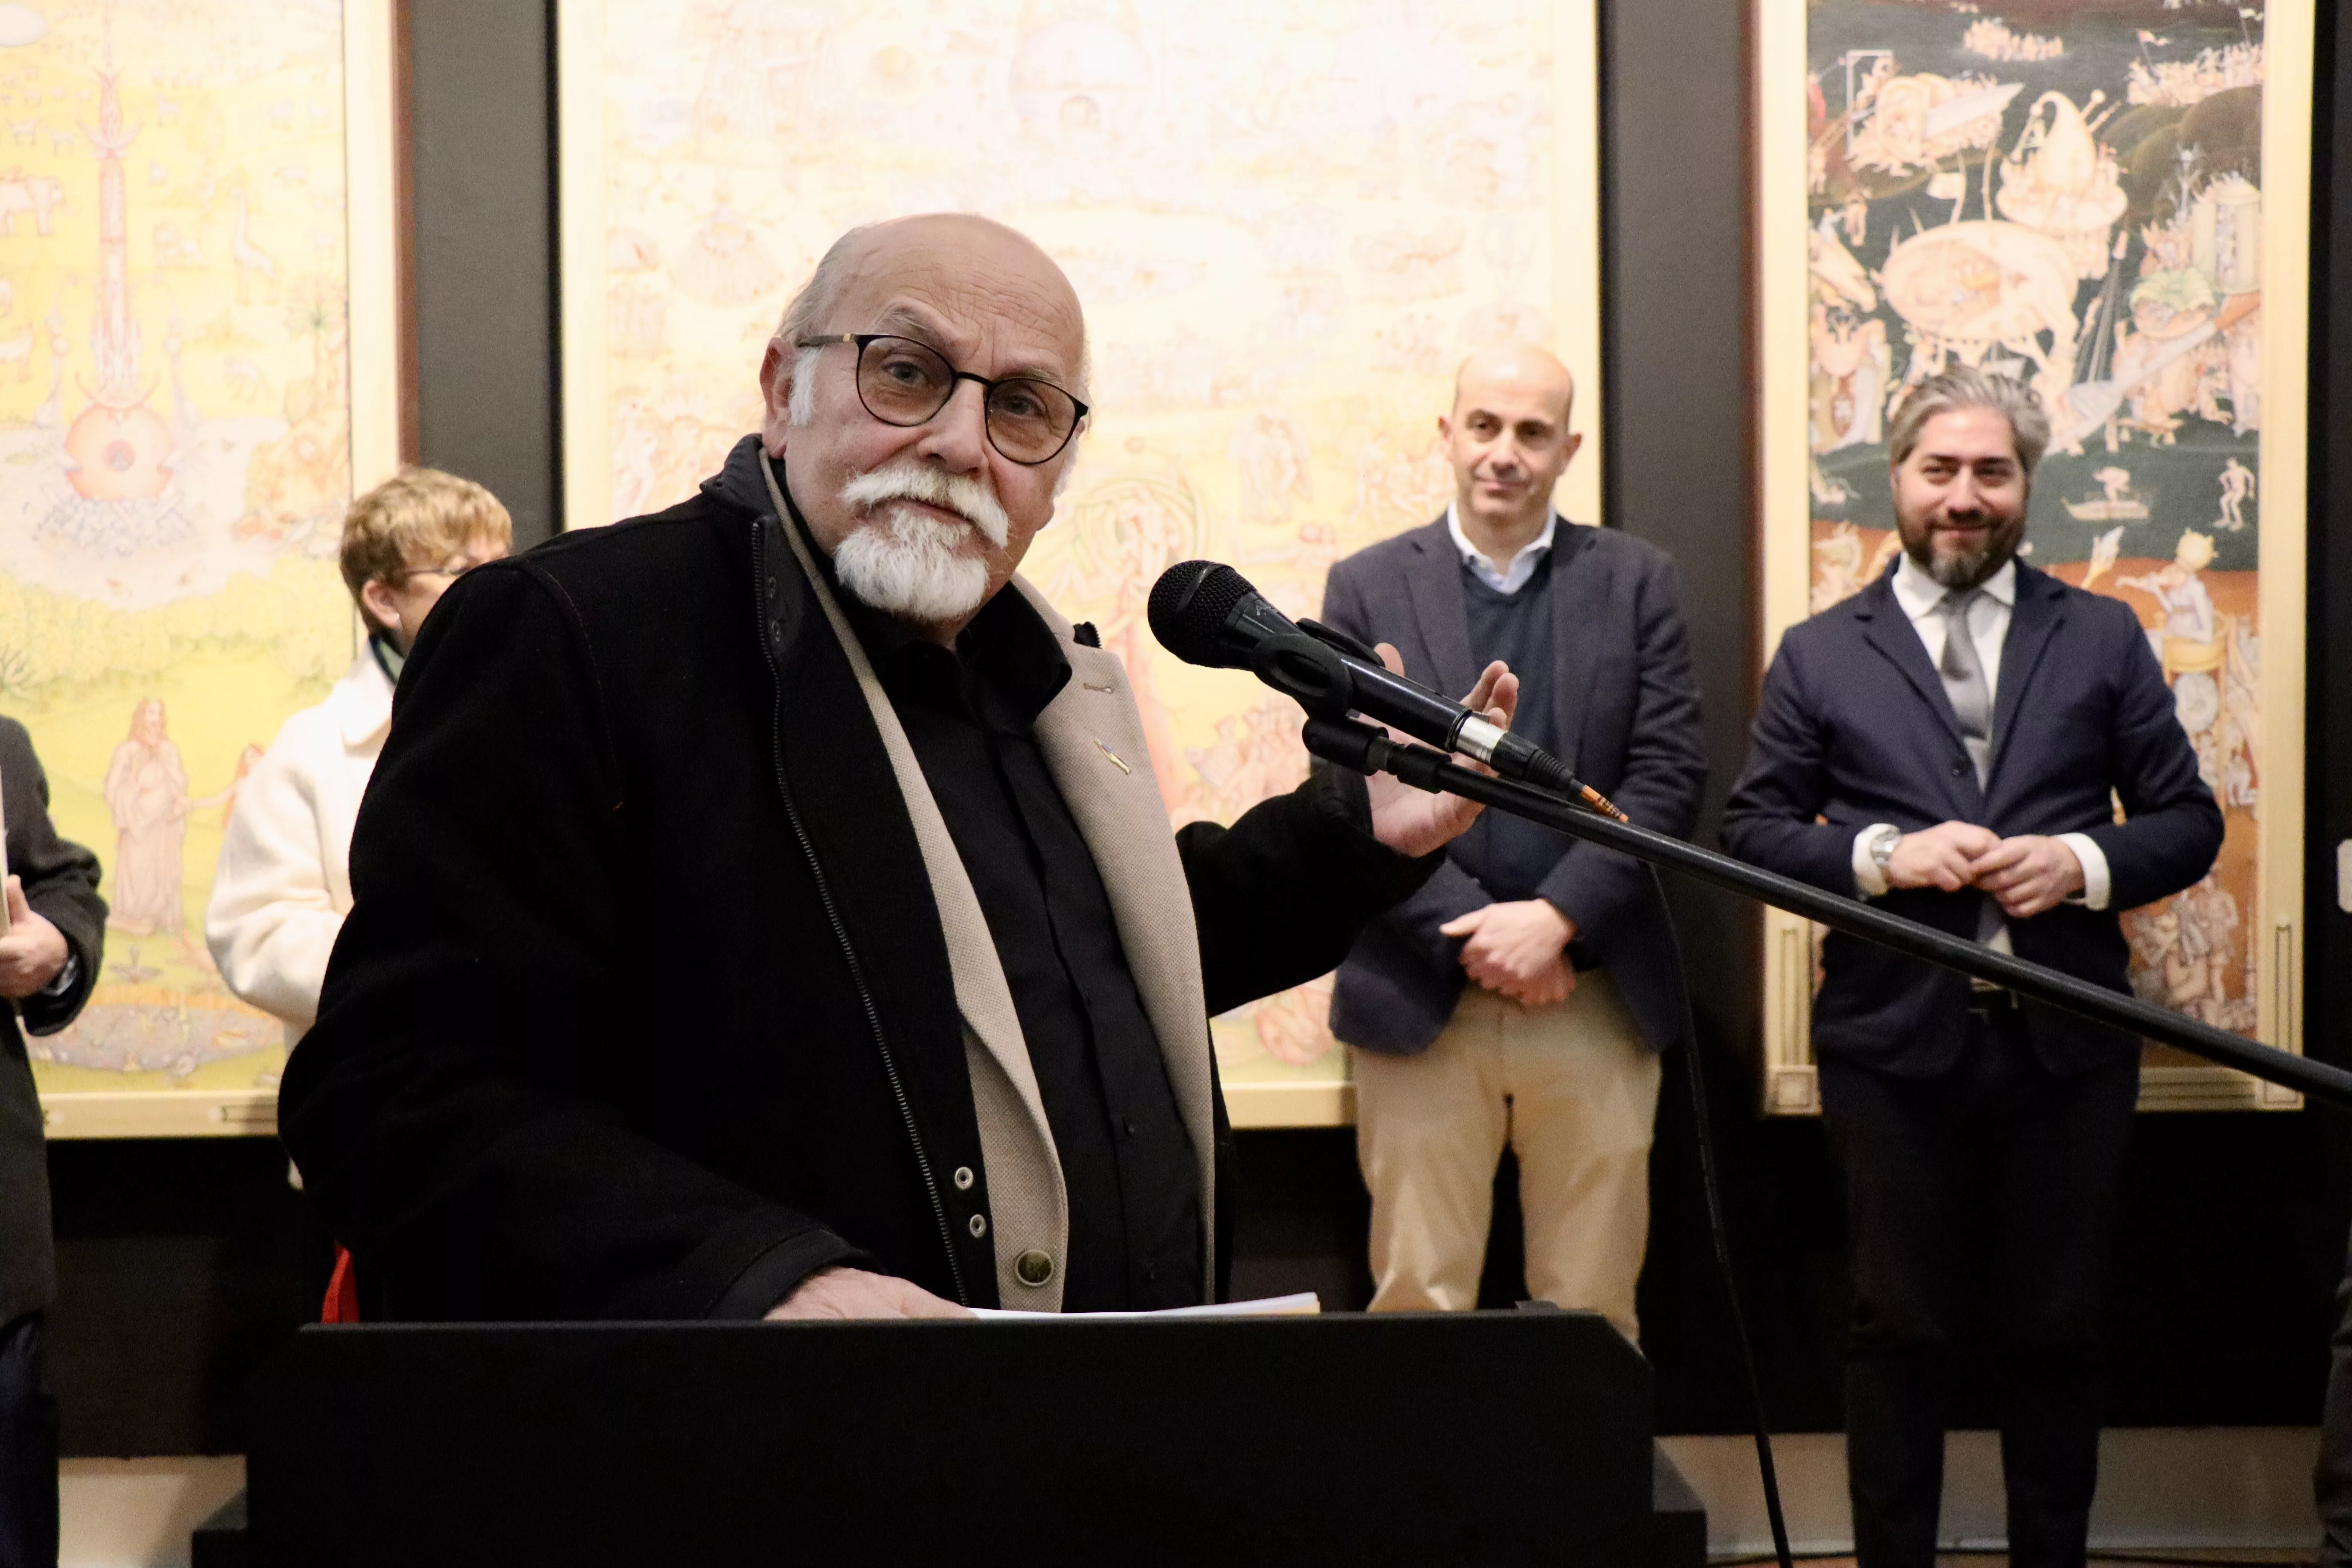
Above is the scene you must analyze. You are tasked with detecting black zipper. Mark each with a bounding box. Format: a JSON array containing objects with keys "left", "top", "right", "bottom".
[{"left": 750, "top": 519, "right": 971, "bottom": 1306}]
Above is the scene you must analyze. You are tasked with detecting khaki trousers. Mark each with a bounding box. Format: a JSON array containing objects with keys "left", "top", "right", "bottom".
[{"left": 1354, "top": 972, "right": 1661, "bottom": 1342}]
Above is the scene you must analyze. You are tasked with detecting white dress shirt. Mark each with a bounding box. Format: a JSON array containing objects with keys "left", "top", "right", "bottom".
[
  {"left": 1446, "top": 503, "right": 1559, "bottom": 595},
  {"left": 1849, "top": 554, "right": 2110, "bottom": 946}
]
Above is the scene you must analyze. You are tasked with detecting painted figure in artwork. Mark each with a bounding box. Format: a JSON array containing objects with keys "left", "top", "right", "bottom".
[
  {"left": 102, "top": 698, "right": 189, "bottom": 936},
  {"left": 2119, "top": 528, "right": 2219, "bottom": 681},
  {"left": 1810, "top": 520, "right": 1900, "bottom": 614},
  {"left": 2109, "top": 269, "right": 2224, "bottom": 445},
  {"left": 2216, "top": 455, "right": 2255, "bottom": 531},
  {"left": 2125, "top": 875, "right": 2251, "bottom": 1032}
]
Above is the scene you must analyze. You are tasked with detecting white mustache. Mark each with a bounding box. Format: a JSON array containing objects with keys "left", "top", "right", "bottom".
[{"left": 838, "top": 460, "right": 1012, "bottom": 550}]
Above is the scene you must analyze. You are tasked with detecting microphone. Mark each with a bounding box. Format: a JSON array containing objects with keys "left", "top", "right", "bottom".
[{"left": 1147, "top": 559, "right": 1628, "bottom": 821}]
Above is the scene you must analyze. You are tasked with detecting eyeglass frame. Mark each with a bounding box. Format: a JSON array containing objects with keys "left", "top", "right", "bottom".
[
  {"left": 390, "top": 556, "right": 491, "bottom": 587},
  {"left": 794, "top": 332, "right": 1090, "bottom": 466}
]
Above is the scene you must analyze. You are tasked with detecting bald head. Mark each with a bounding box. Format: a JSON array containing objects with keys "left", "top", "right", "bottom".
[
  {"left": 776, "top": 214, "right": 1089, "bottom": 400},
  {"left": 1440, "top": 341, "right": 1583, "bottom": 550},
  {"left": 1452, "top": 342, "right": 1574, "bottom": 428}
]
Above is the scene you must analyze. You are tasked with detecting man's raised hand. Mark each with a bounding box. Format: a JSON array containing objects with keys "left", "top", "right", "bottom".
[{"left": 1363, "top": 649, "right": 1519, "bottom": 860}]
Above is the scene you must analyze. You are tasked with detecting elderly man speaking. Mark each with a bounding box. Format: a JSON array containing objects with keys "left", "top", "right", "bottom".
[{"left": 282, "top": 214, "right": 1514, "bottom": 1321}]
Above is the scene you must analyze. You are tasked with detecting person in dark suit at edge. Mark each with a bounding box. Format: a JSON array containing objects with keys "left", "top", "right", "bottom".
[
  {"left": 280, "top": 213, "right": 1519, "bottom": 1325},
  {"left": 1318, "top": 343, "right": 1706, "bottom": 1340},
  {"left": 1722, "top": 367, "right": 2222, "bottom": 1568},
  {"left": 0, "top": 722, "right": 107, "bottom": 1568}
]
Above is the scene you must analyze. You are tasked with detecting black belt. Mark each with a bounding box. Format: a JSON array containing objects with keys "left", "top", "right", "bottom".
[{"left": 1967, "top": 983, "right": 2022, "bottom": 1017}]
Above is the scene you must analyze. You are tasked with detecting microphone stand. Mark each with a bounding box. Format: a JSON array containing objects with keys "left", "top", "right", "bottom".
[{"left": 1300, "top": 715, "right": 2352, "bottom": 1109}]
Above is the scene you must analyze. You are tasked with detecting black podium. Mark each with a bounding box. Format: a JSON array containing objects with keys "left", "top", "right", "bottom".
[{"left": 242, "top": 1310, "right": 1700, "bottom": 1566}]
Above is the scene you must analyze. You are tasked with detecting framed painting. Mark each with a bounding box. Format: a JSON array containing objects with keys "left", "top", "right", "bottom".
[
  {"left": 1753, "top": 0, "right": 2311, "bottom": 1114},
  {"left": 556, "top": 0, "right": 1605, "bottom": 1126},
  {"left": 1, "top": 0, "right": 403, "bottom": 1138}
]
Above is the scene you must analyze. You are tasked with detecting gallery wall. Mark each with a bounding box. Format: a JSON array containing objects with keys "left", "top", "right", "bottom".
[{"left": 42, "top": 0, "right": 2352, "bottom": 1454}]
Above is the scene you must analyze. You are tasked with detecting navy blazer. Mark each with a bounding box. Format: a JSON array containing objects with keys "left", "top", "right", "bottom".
[
  {"left": 1721, "top": 561, "right": 2222, "bottom": 1076},
  {"left": 1319, "top": 517, "right": 1707, "bottom": 1054}
]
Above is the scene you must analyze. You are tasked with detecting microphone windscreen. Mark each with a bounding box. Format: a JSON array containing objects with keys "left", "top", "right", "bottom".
[{"left": 1148, "top": 560, "right": 1256, "bottom": 668}]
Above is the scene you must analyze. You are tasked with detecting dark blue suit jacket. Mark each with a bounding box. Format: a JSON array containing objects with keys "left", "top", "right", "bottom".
[
  {"left": 1319, "top": 517, "right": 1707, "bottom": 1054},
  {"left": 1721, "top": 561, "right": 2222, "bottom": 1076}
]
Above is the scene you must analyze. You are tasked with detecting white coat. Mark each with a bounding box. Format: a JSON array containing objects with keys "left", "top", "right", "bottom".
[{"left": 205, "top": 650, "right": 394, "bottom": 1042}]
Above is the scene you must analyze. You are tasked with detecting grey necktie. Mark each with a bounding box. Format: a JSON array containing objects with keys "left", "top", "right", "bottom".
[
  {"left": 1935, "top": 589, "right": 1991, "bottom": 786},
  {"left": 1935, "top": 589, "right": 2002, "bottom": 942}
]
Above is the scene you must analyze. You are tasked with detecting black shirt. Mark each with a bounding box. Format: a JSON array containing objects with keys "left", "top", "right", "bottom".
[{"left": 845, "top": 589, "right": 1204, "bottom": 1311}]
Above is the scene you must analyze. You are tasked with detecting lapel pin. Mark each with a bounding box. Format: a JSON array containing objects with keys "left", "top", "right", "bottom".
[{"left": 1094, "top": 738, "right": 1132, "bottom": 775}]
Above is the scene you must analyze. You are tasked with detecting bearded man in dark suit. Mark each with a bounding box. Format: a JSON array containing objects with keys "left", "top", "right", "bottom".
[{"left": 1724, "top": 367, "right": 2222, "bottom": 1568}]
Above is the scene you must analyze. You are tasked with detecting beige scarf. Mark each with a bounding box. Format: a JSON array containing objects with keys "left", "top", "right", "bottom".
[{"left": 762, "top": 457, "right": 1217, "bottom": 1310}]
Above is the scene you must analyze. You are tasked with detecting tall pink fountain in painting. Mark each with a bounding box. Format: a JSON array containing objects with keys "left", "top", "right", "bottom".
[{"left": 63, "top": 21, "right": 172, "bottom": 504}]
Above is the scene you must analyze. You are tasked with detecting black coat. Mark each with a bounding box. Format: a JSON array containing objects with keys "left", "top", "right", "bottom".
[
  {"left": 281, "top": 437, "right": 1431, "bottom": 1319},
  {"left": 1318, "top": 518, "right": 1708, "bottom": 1053},
  {"left": 1722, "top": 562, "right": 2223, "bottom": 1076},
  {"left": 0, "top": 719, "right": 107, "bottom": 1327}
]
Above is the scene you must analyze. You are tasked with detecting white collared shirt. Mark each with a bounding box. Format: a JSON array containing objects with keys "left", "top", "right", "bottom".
[
  {"left": 1446, "top": 502, "right": 1559, "bottom": 596},
  {"left": 1849, "top": 553, "right": 2111, "bottom": 936}
]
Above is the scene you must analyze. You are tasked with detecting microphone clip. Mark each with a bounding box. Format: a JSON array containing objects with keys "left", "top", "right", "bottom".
[{"left": 1247, "top": 632, "right": 1360, "bottom": 723}]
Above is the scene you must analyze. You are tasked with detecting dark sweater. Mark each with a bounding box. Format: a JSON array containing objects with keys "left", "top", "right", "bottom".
[{"left": 1452, "top": 554, "right": 1585, "bottom": 961}]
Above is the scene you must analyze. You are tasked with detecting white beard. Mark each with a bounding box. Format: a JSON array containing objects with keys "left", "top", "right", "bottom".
[{"left": 831, "top": 460, "right": 1013, "bottom": 625}]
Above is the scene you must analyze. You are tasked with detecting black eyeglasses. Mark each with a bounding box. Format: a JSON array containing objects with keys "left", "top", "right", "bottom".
[
  {"left": 797, "top": 333, "right": 1088, "bottom": 466},
  {"left": 393, "top": 560, "right": 480, "bottom": 586}
]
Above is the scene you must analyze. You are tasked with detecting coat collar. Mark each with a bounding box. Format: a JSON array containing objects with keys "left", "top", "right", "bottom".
[
  {"left": 1543, "top": 522, "right": 1601, "bottom": 771},
  {"left": 748, "top": 441, "right": 1219, "bottom": 1307},
  {"left": 1399, "top": 518, "right": 1479, "bottom": 702},
  {"left": 1401, "top": 512, "right": 1600, "bottom": 768},
  {"left": 330, "top": 648, "right": 396, "bottom": 750},
  {"left": 1844, "top": 556, "right": 2069, "bottom": 813},
  {"left": 1985, "top": 561, "right": 2066, "bottom": 795},
  {"left": 1849, "top": 565, "right": 1977, "bottom": 815},
  {"left": 720, "top": 437, "right": 1004, "bottom": 1304}
]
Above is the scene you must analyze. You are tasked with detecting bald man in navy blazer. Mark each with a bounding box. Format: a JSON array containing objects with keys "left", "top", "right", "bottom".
[
  {"left": 1320, "top": 345, "right": 1705, "bottom": 1342},
  {"left": 1724, "top": 369, "right": 2220, "bottom": 1568}
]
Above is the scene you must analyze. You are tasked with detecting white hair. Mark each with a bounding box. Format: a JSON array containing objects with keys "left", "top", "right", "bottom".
[
  {"left": 786, "top": 345, "right": 822, "bottom": 426},
  {"left": 830, "top": 458, "right": 1013, "bottom": 625}
]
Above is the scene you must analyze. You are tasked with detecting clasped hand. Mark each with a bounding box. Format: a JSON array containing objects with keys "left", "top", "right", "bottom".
[
  {"left": 0, "top": 877, "right": 67, "bottom": 1001},
  {"left": 1440, "top": 899, "right": 1575, "bottom": 1008},
  {"left": 1882, "top": 822, "right": 2083, "bottom": 920}
]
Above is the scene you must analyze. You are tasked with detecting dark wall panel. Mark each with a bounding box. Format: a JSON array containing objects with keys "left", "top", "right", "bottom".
[
  {"left": 2308, "top": 0, "right": 2352, "bottom": 1080},
  {"left": 405, "top": 0, "right": 559, "bottom": 547}
]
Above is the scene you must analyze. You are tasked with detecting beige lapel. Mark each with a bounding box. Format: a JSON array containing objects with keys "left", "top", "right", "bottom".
[
  {"left": 763, "top": 464, "right": 1069, "bottom": 1310},
  {"left": 1011, "top": 580, "right": 1218, "bottom": 1292}
]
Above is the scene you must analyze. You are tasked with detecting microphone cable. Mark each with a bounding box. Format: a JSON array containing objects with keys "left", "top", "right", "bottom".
[{"left": 1646, "top": 860, "right": 1796, "bottom": 1568}]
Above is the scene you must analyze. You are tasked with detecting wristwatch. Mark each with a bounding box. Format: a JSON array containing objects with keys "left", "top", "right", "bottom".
[{"left": 1866, "top": 824, "right": 1902, "bottom": 877}]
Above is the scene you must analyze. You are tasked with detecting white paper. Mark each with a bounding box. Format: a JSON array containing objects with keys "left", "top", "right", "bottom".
[{"left": 970, "top": 1291, "right": 1321, "bottom": 1322}]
